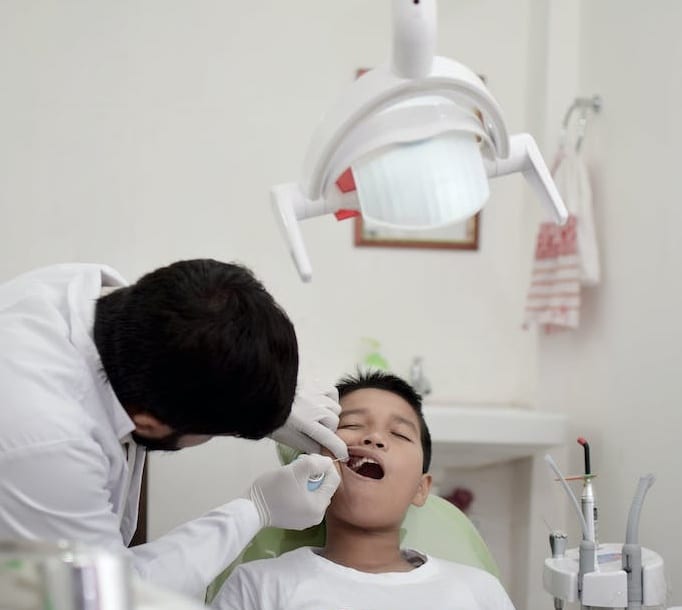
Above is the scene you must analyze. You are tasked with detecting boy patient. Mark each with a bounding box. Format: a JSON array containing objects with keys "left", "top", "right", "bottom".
[{"left": 211, "top": 371, "right": 515, "bottom": 610}]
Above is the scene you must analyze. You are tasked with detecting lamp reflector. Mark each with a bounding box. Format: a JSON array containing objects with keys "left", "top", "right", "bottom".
[{"left": 351, "top": 133, "right": 489, "bottom": 230}]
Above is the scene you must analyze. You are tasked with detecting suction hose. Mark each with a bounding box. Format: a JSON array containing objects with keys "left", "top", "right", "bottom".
[{"left": 623, "top": 474, "right": 655, "bottom": 610}]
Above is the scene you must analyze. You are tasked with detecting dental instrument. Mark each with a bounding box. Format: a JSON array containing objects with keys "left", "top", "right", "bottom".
[
  {"left": 549, "top": 531, "right": 568, "bottom": 610},
  {"left": 307, "top": 457, "right": 348, "bottom": 492},
  {"left": 577, "top": 437, "right": 599, "bottom": 546},
  {"left": 271, "top": 0, "right": 568, "bottom": 281},
  {"left": 543, "top": 456, "right": 666, "bottom": 609},
  {"left": 545, "top": 454, "right": 596, "bottom": 590}
]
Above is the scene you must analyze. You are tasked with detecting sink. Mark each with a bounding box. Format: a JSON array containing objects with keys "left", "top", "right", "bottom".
[{"left": 422, "top": 402, "right": 568, "bottom": 469}]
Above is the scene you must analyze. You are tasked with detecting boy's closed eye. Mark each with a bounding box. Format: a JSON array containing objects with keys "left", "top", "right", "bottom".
[
  {"left": 339, "top": 423, "right": 414, "bottom": 442},
  {"left": 392, "top": 431, "right": 413, "bottom": 441}
]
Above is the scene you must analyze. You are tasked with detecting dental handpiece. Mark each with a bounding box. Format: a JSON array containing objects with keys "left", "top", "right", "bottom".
[
  {"left": 577, "top": 437, "right": 598, "bottom": 545},
  {"left": 307, "top": 457, "right": 348, "bottom": 491}
]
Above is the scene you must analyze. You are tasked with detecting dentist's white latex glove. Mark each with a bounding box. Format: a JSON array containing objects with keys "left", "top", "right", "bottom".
[
  {"left": 270, "top": 383, "right": 349, "bottom": 460},
  {"left": 249, "top": 454, "right": 341, "bottom": 529}
]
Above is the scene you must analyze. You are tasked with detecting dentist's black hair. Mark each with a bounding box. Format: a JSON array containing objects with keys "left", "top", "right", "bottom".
[
  {"left": 336, "top": 370, "right": 432, "bottom": 473},
  {"left": 94, "top": 259, "right": 298, "bottom": 439}
]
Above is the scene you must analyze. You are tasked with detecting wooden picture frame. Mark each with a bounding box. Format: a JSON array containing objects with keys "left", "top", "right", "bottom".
[{"left": 354, "top": 214, "right": 480, "bottom": 250}]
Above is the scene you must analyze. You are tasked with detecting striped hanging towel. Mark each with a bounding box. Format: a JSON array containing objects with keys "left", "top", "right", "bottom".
[
  {"left": 523, "top": 215, "right": 581, "bottom": 331},
  {"left": 524, "top": 137, "right": 600, "bottom": 332}
]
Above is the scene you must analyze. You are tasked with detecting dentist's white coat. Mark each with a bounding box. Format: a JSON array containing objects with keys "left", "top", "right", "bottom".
[{"left": 0, "top": 264, "right": 261, "bottom": 599}]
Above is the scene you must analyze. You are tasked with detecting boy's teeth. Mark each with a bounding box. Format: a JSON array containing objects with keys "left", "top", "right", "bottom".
[
  {"left": 346, "top": 455, "right": 385, "bottom": 480},
  {"left": 349, "top": 456, "right": 378, "bottom": 471}
]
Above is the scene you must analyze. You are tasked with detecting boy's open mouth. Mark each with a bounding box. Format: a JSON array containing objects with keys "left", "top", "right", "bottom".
[{"left": 345, "top": 455, "right": 385, "bottom": 480}]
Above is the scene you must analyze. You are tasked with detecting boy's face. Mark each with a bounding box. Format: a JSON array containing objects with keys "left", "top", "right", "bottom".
[{"left": 325, "top": 388, "right": 432, "bottom": 530}]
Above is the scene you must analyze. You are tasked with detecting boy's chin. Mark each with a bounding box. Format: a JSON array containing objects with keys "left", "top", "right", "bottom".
[{"left": 329, "top": 505, "right": 403, "bottom": 531}]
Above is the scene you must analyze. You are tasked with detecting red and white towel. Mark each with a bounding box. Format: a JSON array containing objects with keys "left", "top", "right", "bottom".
[
  {"left": 524, "top": 141, "right": 600, "bottom": 332},
  {"left": 524, "top": 215, "right": 581, "bottom": 331}
]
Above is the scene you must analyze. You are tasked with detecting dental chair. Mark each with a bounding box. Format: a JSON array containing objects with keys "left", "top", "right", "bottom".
[{"left": 205, "top": 445, "right": 499, "bottom": 604}]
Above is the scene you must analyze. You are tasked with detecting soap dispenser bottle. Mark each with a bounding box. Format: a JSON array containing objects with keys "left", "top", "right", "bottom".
[{"left": 358, "top": 338, "right": 389, "bottom": 372}]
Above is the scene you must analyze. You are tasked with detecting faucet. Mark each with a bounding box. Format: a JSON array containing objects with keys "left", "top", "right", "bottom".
[{"left": 409, "top": 356, "right": 432, "bottom": 396}]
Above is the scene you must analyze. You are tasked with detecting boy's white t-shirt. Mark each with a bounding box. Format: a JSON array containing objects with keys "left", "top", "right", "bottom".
[{"left": 211, "top": 547, "right": 516, "bottom": 610}]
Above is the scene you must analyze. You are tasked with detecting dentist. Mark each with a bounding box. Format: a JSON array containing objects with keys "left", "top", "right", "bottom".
[{"left": 0, "top": 259, "right": 346, "bottom": 598}]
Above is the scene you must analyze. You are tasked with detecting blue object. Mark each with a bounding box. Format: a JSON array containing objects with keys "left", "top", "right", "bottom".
[
  {"left": 306, "top": 474, "right": 325, "bottom": 491},
  {"left": 296, "top": 453, "right": 326, "bottom": 491}
]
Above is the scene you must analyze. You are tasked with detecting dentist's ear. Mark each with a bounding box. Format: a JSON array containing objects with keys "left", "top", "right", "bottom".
[
  {"left": 131, "top": 413, "right": 173, "bottom": 438},
  {"left": 411, "top": 473, "right": 433, "bottom": 507}
]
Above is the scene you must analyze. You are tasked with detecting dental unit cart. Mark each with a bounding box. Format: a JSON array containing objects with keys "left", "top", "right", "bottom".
[{"left": 543, "top": 442, "right": 667, "bottom": 610}]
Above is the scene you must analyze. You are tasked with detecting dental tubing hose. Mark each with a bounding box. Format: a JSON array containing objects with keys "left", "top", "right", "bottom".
[{"left": 623, "top": 474, "right": 655, "bottom": 610}]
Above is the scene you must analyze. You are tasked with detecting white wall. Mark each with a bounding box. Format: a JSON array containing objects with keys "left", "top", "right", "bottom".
[
  {"left": 537, "top": 0, "right": 682, "bottom": 603},
  {"left": 0, "top": 0, "right": 538, "bottom": 533},
  {"left": 0, "top": 0, "right": 537, "bottom": 402}
]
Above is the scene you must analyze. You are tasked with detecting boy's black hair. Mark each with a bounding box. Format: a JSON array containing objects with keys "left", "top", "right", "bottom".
[
  {"left": 94, "top": 259, "right": 298, "bottom": 439},
  {"left": 336, "top": 370, "right": 431, "bottom": 473}
]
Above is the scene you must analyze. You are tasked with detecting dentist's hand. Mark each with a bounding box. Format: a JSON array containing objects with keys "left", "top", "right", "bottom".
[
  {"left": 249, "top": 454, "right": 341, "bottom": 530},
  {"left": 270, "top": 382, "right": 349, "bottom": 460}
]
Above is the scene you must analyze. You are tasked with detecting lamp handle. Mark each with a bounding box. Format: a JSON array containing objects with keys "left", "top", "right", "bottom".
[
  {"left": 270, "top": 184, "right": 313, "bottom": 282},
  {"left": 486, "top": 133, "right": 569, "bottom": 224}
]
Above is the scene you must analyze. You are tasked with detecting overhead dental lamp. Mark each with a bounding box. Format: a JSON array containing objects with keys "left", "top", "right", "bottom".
[{"left": 271, "top": 0, "right": 568, "bottom": 281}]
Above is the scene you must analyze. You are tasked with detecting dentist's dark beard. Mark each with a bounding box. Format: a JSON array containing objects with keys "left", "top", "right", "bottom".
[{"left": 131, "top": 430, "right": 183, "bottom": 452}]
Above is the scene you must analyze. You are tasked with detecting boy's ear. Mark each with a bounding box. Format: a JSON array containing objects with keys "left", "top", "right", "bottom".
[{"left": 411, "top": 473, "right": 433, "bottom": 507}]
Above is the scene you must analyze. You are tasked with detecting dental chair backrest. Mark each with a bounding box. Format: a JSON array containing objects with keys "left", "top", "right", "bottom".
[{"left": 205, "top": 445, "right": 500, "bottom": 604}]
